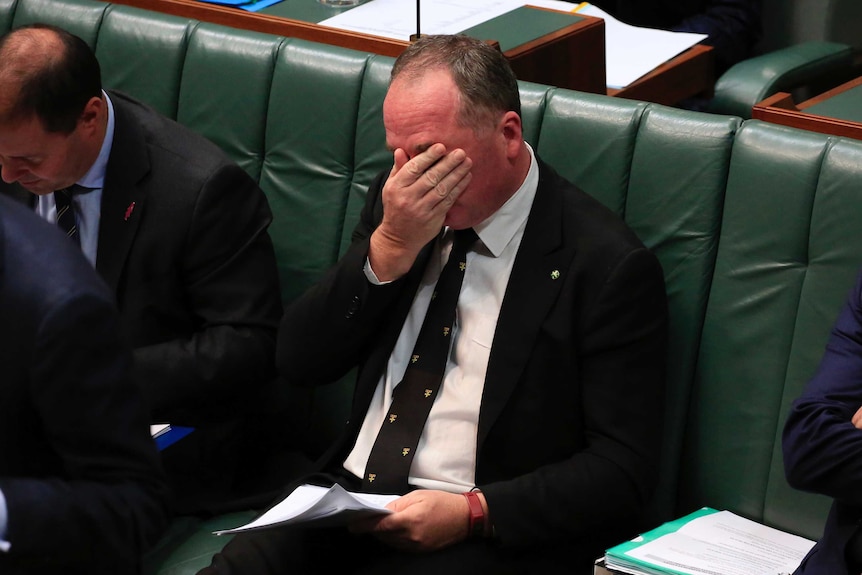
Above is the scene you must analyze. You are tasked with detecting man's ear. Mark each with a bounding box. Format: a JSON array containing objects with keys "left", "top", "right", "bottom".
[
  {"left": 77, "top": 95, "right": 104, "bottom": 134},
  {"left": 500, "top": 111, "right": 523, "bottom": 158}
]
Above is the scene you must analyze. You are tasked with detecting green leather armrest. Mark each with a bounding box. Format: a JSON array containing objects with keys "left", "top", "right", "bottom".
[{"left": 708, "top": 41, "right": 855, "bottom": 118}]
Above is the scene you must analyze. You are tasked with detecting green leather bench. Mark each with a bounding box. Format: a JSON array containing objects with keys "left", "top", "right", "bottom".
[{"left": 2, "top": 0, "right": 861, "bottom": 572}]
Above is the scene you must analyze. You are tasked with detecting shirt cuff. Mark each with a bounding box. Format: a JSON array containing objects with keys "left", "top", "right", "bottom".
[
  {"left": 363, "top": 257, "right": 394, "bottom": 286},
  {"left": 0, "top": 488, "right": 10, "bottom": 552}
]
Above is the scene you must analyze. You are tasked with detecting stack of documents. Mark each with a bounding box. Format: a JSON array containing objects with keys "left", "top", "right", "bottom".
[
  {"left": 600, "top": 507, "right": 815, "bottom": 575},
  {"left": 214, "top": 484, "right": 399, "bottom": 535}
]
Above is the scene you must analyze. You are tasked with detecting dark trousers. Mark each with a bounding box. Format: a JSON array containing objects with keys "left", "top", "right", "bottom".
[
  {"left": 198, "top": 526, "right": 535, "bottom": 575},
  {"left": 196, "top": 471, "right": 597, "bottom": 575}
]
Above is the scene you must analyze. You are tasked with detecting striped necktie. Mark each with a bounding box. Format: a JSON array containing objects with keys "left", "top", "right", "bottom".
[
  {"left": 362, "top": 228, "right": 479, "bottom": 494},
  {"left": 53, "top": 185, "right": 92, "bottom": 246}
]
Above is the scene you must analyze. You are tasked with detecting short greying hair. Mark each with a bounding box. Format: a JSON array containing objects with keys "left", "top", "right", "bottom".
[{"left": 391, "top": 34, "right": 521, "bottom": 131}]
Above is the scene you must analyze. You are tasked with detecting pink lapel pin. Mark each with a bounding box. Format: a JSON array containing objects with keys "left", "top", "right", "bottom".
[{"left": 124, "top": 202, "right": 136, "bottom": 221}]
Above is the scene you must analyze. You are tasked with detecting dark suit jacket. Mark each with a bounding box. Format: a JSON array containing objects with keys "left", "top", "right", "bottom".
[
  {"left": 277, "top": 158, "right": 668, "bottom": 570},
  {"left": 0, "top": 195, "right": 168, "bottom": 574},
  {"left": 784, "top": 270, "right": 862, "bottom": 575},
  {"left": 2, "top": 91, "right": 283, "bottom": 425}
]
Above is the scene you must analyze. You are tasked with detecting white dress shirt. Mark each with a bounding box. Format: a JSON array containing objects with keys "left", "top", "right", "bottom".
[{"left": 343, "top": 144, "right": 539, "bottom": 493}]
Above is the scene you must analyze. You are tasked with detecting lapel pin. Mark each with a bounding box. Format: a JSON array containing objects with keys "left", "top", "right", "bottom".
[
  {"left": 124, "top": 201, "right": 136, "bottom": 221},
  {"left": 550, "top": 270, "right": 561, "bottom": 280}
]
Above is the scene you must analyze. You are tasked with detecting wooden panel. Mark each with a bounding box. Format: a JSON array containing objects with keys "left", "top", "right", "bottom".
[
  {"left": 753, "top": 76, "right": 862, "bottom": 141},
  {"left": 609, "top": 44, "right": 714, "bottom": 106}
]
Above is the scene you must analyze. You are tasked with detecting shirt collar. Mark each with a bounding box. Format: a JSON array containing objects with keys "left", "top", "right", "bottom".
[
  {"left": 77, "top": 90, "right": 115, "bottom": 190},
  {"left": 471, "top": 142, "right": 539, "bottom": 258}
]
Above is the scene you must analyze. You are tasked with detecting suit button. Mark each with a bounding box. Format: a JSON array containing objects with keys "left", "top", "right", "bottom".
[{"left": 345, "top": 296, "right": 361, "bottom": 319}]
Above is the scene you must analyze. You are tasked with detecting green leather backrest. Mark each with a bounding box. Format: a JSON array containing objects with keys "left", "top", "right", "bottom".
[
  {"left": 679, "top": 121, "right": 862, "bottom": 539},
  {"left": 0, "top": 0, "right": 17, "bottom": 32},
  {"left": 178, "top": 24, "right": 280, "bottom": 181},
  {"left": 10, "top": 0, "right": 105, "bottom": 44},
  {"left": 97, "top": 5, "right": 194, "bottom": 119},
  {"left": 536, "top": 92, "right": 739, "bottom": 524}
]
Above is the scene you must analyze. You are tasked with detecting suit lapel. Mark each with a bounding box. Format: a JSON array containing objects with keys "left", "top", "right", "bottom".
[
  {"left": 96, "top": 95, "right": 149, "bottom": 293},
  {"left": 477, "top": 161, "right": 577, "bottom": 447}
]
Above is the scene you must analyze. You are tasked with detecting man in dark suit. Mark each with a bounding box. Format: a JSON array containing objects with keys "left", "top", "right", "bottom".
[
  {"left": 0, "top": 24, "right": 284, "bottom": 513},
  {"left": 201, "top": 34, "right": 667, "bottom": 575},
  {"left": 784, "top": 269, "right": 862, "bottom": 575},
  {"left": 0, "top": 194, "right": 168, "bottom": 574}
]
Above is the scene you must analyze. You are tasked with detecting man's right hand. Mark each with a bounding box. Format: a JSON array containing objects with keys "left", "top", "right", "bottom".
[
  {"left": 368, "top": 143, "right": 472, "bottom": 281},
  {"left": 852, "top": 405, "right": 862, "bottom": 429}
]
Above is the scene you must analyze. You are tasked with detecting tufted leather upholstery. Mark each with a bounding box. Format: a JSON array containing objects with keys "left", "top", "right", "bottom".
[{"left": 4, "top": 0, "right": 862, "bottom": 571}]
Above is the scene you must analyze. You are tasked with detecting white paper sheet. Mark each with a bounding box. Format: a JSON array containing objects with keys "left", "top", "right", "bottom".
[
  {"left": 149, "top": 423, "right": 170, "bottom": 438},
  {"left": 213, "top": 484, "right": 399, "bottom": 534},
  {"left": 616, "top": 510, "right": 814, "bottom": 575},
  {"left": 519, "top": 1, "right": 708, "bottom": 89}
]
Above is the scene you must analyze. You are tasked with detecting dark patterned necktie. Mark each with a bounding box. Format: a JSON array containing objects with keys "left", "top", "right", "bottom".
[
  {"left": 53, "top": 185, "right": 91, "bottom": 246},
  {"left": 362, "top": 228, "right": 478, "bottom": 494}
]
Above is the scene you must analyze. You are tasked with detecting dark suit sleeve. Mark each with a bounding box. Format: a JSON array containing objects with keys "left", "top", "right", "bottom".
[
  {"left": 482, "top": 246, "right": 668, "bottom": 548},
  {"left": 672, "top": 0, "right": 762, "bottom": 73},
  {"left": 276, "top": 172, "right": 407, "bottom": 386},
  {"left": 0, "top": 290, "right": 168, "bottom": 569},
  {"left": 783, "top": 271, "right": 862, "bottom": 506},
  {"left": 134, "top": 164, "right": 282, "bottom": 417}
]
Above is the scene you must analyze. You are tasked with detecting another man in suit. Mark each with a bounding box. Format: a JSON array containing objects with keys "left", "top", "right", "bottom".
[
  {"left": 0, "top": 24, "right": 284, "bottom": 513},
  {"left": 784, "top": 269, "right": 862, "bottom": 575},
  {"left": 0, "top": 194, "right": 168, "bottom": 574},
  {"left": 201, "top": 34, "right": 667, "bottom": 575}
]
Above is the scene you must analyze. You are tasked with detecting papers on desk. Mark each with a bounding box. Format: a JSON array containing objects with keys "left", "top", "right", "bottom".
[
  {"left": 322, "top": 0, "right": 707, "bottom": 90},
  {"left": 530, "top": 1, "right": 707, "bottom": 89},
  {"left": 602, "top": 507, "right": 815, "bottom": 575},
  {"left": 213, "top": 483, "right": 399, "bottom": 535},
  {"left": 319, "top": 0, "right": 524, "bottom": 41}
]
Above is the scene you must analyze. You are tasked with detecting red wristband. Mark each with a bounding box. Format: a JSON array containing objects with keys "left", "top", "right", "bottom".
[{"left": 463, "top": 491, "right": 485, "bottom": 538}]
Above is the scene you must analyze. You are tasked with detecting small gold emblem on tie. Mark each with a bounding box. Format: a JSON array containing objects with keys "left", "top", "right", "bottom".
[
  {"left": 550, "top": 270, "right": 561, "bottom": 280},
  {"left": 424, "top": 389, "right": 432, "bottom": 398},
  {"left": 389, "top": 414, "right": 397, "bottom": 423},
  {"left": 401, "top": 447, "right": 410, "bottom": 457},
  {"left": 368, "top": 473, "right": 376, "bottom": 482},
  {"left": 459, "top": 261, "right": 466, "bottom": 271},
  {"left": 411, "top": 354, "right": 419, "bottom": 363},
  {"left": 442, "top": 327, "right": 450, "bottom": 336}
]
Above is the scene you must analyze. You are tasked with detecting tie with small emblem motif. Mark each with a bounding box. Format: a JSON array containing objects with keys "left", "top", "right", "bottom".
[
  {"left": 53, "top": 185, "right": 92, "bottom": 246},
  {"left": 362, "top": 228, "right": 478, "bottom": 494}
]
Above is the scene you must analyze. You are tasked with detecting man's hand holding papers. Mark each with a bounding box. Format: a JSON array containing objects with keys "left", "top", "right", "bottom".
[{"left": 213, "top": 484, "right": 399, "bottom": 535}]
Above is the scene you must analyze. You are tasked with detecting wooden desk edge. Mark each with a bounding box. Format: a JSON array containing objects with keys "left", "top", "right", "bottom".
[
  {"left": 108, "top": 0, "right": 603, "bottom": 66},
  {"left": 753, "top": 76, "right": 862, "bottom": 140},
  {"left": 753, "top": 97, "right": 862, "bottom": 140},
  {"left": 608, "top": 44, "right": 714, "bottom": 105},
  {"left": 109, "top": 0, "right": 407, "bottom": 55}
]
